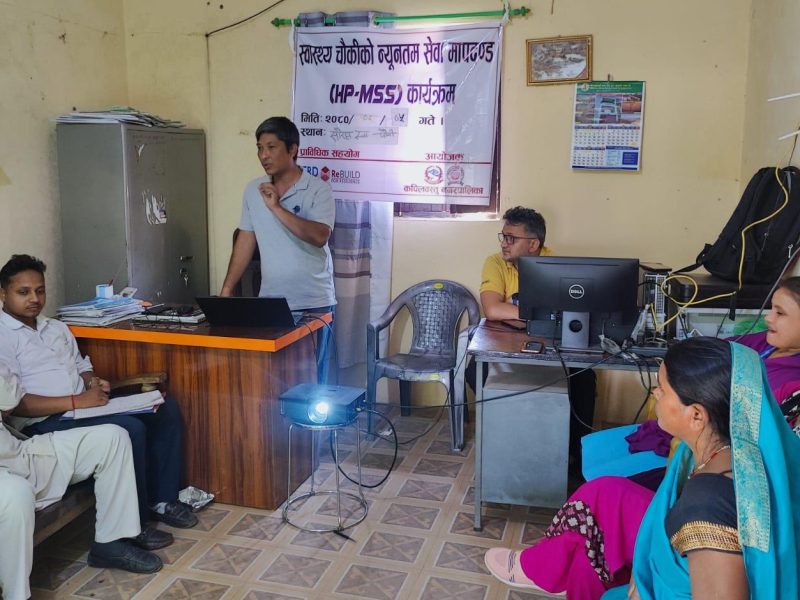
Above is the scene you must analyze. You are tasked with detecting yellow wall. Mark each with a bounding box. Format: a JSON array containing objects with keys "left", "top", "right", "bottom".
[
  {"left": 121, "top": 0, "right": 750, "bottom": 297},
  {"left": 8, "top": 0, "right": 791, "bottom": 418},
  {"left": 740, "top": 0, "right": 800, "bottom": 178},
  {"left": 1, "top": 0, "right": 756, "bottom": 305},
  {"left": 0, "top": 1, "right": 128, "bottom": 309}
]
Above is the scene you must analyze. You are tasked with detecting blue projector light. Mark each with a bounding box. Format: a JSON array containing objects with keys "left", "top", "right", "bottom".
[{"left": 280, "top": 384, "right": 366, "bottom": 427}]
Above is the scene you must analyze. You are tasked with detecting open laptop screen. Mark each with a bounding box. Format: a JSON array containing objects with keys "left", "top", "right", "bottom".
[{"left": 195, "top": 297, "right": 297, "bottom": 328}]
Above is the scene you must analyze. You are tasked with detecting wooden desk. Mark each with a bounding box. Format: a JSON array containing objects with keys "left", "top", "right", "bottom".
[
  {"left": 468, "top": 320, "right": 658, "bottom": 529},
  {"left": 71, "top": 317, "right": 330, "bottom": 510}
]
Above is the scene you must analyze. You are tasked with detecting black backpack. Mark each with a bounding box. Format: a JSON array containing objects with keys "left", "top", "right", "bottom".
[{"left": 679, "top": 166, "right": 800, "bottom": 285}]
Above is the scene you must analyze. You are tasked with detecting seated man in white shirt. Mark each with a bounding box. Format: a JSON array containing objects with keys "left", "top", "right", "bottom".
[
  {"left": 0, "top": 367, "right": 162, "bottom": 600},
  {"left": 0, "top": 254, "right": 197, "bottom": 553}
]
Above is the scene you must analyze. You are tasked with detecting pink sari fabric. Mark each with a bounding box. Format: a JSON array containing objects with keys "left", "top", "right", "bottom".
[{"left": 520, "top": 476, "right": 655, "bottom": 599}]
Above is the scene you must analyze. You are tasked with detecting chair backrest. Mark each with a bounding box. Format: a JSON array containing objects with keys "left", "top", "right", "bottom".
[{"left": 398, "top": 280, "right": 480, "bottom": 356}]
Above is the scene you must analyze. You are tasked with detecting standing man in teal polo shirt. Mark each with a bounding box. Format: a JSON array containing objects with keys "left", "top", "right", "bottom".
[{"left": 220, "top": 117, "right": 336, "bottom": 382}]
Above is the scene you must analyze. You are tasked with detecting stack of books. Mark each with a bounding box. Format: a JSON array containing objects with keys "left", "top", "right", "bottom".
[
  {"left": 57, "top": 297, "right": 145, "bottom": 327},
  {"left": 55, "top": 106, "right": 185, "bottom": 128}
]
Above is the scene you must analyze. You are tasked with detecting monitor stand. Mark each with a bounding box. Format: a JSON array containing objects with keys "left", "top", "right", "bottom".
[{"left": 561, "top": 311, "right": 590, "bottom": 349}]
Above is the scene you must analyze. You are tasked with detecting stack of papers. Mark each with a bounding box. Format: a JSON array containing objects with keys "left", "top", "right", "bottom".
[
  {"left": 56, "top": 106, "right": 185, "bottom": 128},
  {"left": 61, "top": 391, "right": 164, "bottom": 420},
  {"left": 57, "top": 296, "right": 144, "bottom": 327}
]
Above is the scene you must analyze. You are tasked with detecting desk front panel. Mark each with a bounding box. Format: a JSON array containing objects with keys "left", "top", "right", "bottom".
[{"left": 77, "top": 336, "right": 315, "bottom": 510}]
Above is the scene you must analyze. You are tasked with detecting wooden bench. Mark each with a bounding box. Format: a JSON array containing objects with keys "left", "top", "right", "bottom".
[{"left": 31, "top": 372, "right": 166, "bottom": 546}]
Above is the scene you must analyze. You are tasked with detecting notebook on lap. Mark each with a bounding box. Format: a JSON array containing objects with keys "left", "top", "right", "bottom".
[{"left": 195, "top": 296, "right": 298, "bottom": 328}]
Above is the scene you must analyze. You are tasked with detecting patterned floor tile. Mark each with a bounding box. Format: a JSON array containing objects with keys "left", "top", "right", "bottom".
[
  {"left": 242, "top": 591, "right": 306, "bottom": 600},
  {"left": 191, "top": 543, "right": 261, "bottom": 576},
  {"left": 154, "top": 536, "right": 199, "bottom": 565},
  {"left": 420, "top": 576, "right": 488, "bottom": 600},
  {"left": 372, "top": 433, "right": 419, "bottom": 452},
  {"left": 306, "top": 466, "right": 334, "bottom": 484},
  {"left": 290, "top": 523, "right": 349, "bottom": 551},
  {"left": 242, "top": 590, "right": 306, "bottom": 600},
  {"left": 338, "top": 474, "right": 387, "bottom": 495},
  {"left": 435, "top": 541, "right": 490, "bottom": 575},
  {"left": 426, "top": 439, "right": 471, "bottom": 457},
  {"left": 318, "top": 447, "right": 352, "bottom": 464},
  {"left": 74, "top": 569, "right": 158, "bottom": 600},
  {"left": 193, "top": 506, "right": 231, "bottom": 532},
  {"left": 316, "top": 493, "right": 370, "bottom": 519},
  {"left": 334, "top": 564, "right": 408, "bottom": 600},
  {"left": 521, "top": 521, "right": 550, "bottom": 545},
  {"left": 393, "top": 418, "right": 439, "bottom": 435},
  {"left": 155, "top": 577, "right": 230, "bottom": 600},
  {"left": 360, "top": 451, "right": 403, "bottom": 471},
  {"left": 380, "top": 503, "right": 440, "bottom": 530},
  {"left": 412, "top": 458, "right": 463, "bottom": 478},
  {"left": 462, "top": 486, "right": 511, "bottom": 510},
  {"left": 227, "top": 513, "right": 286, "bottom": 541},
  {"left": 32, "top": 412, "right": 569, "bottom": 600},
  {"left": 450, "top": 511, "right": 507, "bottom": 540},
  {"left": 397, "top": 479, "right": 452, "bottom": 502},
  {"left": 259, "top": 553, "right": 331, "bottom": 588},
  {"left": 359, "top": 531, "right": 425, "bottom": 563},
  {"left": 30, "top": 555, "right": 85, "bottom": 590}
]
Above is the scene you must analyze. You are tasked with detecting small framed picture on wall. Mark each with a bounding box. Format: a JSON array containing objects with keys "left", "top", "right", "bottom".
[{"left": 527, "top": 35, "right": 592, "bottom": 86}]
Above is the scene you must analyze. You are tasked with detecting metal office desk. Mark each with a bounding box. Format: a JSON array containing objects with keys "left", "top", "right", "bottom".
[{"left": 468, "top": 319, "right": 658, "bottom": 530}]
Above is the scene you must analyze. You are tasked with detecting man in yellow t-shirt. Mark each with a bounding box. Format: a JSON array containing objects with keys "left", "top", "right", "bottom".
[
  {"left": 475, "top": 207, "right": 595, "bottom": 471},
  {"left": 479, "top": 206, "right": 552, "bottom": 321}
]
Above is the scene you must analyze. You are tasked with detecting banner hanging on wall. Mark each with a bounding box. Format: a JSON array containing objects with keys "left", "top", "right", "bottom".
[{"left": 292, "top": 22, "right": 502, "bottom": 205}]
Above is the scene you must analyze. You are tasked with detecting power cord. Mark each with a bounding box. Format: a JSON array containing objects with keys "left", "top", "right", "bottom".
[{"left": 329, "top": 408, "right": 398, "bottom": 489}]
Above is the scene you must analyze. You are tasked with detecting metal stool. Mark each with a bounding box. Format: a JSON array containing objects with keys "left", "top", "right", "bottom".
[{"left": 283, "top": 415, "right": 368, "bottom": 533}]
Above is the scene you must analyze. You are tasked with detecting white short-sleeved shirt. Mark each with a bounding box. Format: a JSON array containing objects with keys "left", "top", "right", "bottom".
[
  {"left": 239, "top": 169, "right": 337, "bottom": 311},
  {"left": 0, "top": 311, "right": 92, "bottom": 430}
]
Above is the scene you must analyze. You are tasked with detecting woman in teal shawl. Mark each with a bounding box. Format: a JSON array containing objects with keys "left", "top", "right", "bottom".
[{"left": 604, "top": 337, "right": 800, "bottom": 599}]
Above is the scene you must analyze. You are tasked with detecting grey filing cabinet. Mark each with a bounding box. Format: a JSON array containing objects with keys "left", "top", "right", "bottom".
[
  {"left": 57, "top": 124, "right": 209, "bottom": 304},
  {"left": 479, "top": 363, "right": 570, "bottom": 508}
]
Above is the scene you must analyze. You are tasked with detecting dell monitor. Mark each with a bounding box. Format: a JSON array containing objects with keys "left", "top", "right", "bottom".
[{"left": 518, "top": 256, "right": 640, "bottom": 349}]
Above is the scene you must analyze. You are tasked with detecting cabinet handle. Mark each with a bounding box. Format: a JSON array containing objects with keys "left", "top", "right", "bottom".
[{"left": 179, "top": 255, "right": 194, "bottom": 262}]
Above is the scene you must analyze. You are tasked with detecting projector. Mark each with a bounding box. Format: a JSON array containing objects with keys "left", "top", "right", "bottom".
[{"left": 280, "top": 384, "right": 365, "bottom": 427}]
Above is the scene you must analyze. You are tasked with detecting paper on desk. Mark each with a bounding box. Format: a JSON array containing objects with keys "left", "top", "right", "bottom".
[{"left": 61, "top": 391, "right": 164, "bottom": 420}]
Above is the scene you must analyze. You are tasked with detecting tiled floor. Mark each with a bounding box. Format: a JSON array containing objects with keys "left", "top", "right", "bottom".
[{"left": 30, "top": 408, "right": 564, "bottom": 600}]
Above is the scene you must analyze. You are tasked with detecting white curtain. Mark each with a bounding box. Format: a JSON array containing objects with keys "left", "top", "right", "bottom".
[{"left": 329, "top": 200, "right": 393, "bottom": 371}]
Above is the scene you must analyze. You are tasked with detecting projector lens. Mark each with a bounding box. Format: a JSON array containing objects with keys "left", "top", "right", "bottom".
[{"left": 308, "top": 400, "right": 330, "bottom": 424}]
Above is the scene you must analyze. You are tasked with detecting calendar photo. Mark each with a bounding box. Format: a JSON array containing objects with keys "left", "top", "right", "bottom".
[{"left": 570, "top": 81, "right": 646, "bottom": 171}]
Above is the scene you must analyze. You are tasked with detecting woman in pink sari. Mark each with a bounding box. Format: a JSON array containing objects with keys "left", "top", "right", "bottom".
[{"left": 484, "top": 277, "right": 800, "bottom": 598}]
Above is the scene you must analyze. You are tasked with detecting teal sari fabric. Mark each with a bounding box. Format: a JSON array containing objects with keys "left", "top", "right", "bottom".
[{"left": 604, "top": 342, "right": 800, "bottom": 599}]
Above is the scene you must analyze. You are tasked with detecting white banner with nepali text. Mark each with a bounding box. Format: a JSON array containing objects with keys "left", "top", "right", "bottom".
[{"left": 291, "top": 22, "right": 502, "bottom": 205}]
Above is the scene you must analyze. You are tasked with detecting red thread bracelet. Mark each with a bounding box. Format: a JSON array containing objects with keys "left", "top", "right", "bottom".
[{"left": 70, "top": 395, "right": 76, "bottom": 411}]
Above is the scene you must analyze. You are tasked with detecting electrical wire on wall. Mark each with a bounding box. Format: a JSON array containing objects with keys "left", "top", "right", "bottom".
[{"left": 206, "top": 1, "right": 290, "bottom": 38}]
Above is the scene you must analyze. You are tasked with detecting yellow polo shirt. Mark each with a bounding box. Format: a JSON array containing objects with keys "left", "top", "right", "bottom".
[{"left": 479, "top": 248, "right": 553, "bottom": 302}]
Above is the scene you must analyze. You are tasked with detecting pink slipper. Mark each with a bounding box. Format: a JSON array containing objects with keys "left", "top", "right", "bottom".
[{"left": 484, "top": 548, "right": 566, "bottom": 595}]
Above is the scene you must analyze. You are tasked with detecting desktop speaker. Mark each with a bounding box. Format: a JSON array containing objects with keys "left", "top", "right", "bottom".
[{"left": 280, "top": 384, "right": 365, "bottom": 427}]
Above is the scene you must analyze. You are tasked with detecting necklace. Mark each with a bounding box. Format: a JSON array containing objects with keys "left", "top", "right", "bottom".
[{"left": 689, "top": 444, "right": 731, "bottom": 478}]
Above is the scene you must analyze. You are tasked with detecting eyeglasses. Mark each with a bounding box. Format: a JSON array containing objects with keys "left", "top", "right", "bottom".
[{"left": 497, "top": 232, "right": 539, "bottom": 245}]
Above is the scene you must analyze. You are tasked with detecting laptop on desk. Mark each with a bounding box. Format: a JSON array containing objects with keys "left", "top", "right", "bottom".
[{"left": 195, "top": 296, "right": 298, "bottom": 328}]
